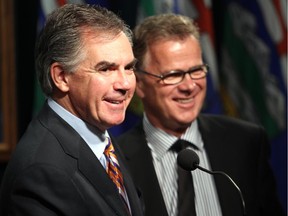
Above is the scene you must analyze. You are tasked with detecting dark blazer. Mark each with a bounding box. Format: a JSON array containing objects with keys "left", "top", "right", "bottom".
[
  {"left": 0, "top": 103, "right": 144, "bottom": 216},
  {"left": 116, "top": 114, "right": 284, "bottom": 216}
]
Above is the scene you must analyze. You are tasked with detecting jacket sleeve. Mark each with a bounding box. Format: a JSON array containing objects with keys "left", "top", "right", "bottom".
[
  {"left": 8, "top": 164, "right": 89, "bottom": 216},
  {"left": 256, "top": 127, "right": 285, "bottom": 216}
]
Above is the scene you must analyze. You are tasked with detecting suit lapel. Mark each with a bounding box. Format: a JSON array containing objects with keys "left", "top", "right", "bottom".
[
  {"left": 112, "top": 139, "right": 144, "bottom": 216},
  {"left": 198, "top": 115, "right": 242, "bottom": 216},
  {"left": 121, "top": 123, "right": 168, "bottom": 216},
  {"left": 78, "top": 141, "right": 129, "bottom": 216},
  {"left": 39, "top": 103, "right": 129, "bottom": 216},
  {"left": 198, "top": 115, "right": 224, "bottom": 171}
]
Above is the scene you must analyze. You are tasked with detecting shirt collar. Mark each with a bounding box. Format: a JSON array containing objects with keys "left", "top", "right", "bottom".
[
  {"left": 143, "top": 113, "right": 203, "bottom": 159},
  {"left": 47, "top": 98, "right": 108, "bottom": 159}
]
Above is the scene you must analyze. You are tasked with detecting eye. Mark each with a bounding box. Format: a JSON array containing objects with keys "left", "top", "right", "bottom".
[
  {"left": 191, "top": 65, "right": 208, "bottom": 73},
  {"left": 188, "top": 65, "right": 208, "bottom": 79},
  {"left": 98, "top": 68, "right": 109, "bottom": 72},
  {"left": 163, "top": 71, "right": 184, "bottom": 80},
  {"left": 189, "top": 66, "right": 206, "bottom": 73},
  {"left": 98, "top": 65, "right": 117, "bottom": 73},
  {"left": 125, "top": 65, "right": 135, "bottom": 71},
  {"left": 190, "top": 69, "right": 203, "bottom": 75}
]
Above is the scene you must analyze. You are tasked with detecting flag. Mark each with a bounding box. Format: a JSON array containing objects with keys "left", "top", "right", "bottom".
[
  {"left": 187, "top": 0, "right": 224, "bottom": 114},
  {"left": 215, "top": 0, "right": 287, "bottom": 210}
]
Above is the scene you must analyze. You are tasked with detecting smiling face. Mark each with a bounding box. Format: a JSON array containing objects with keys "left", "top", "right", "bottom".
[
  {"left": 136, "top": 36, "right": 206, "bottom": 137},
  {"left": 51, "top": 32, "right": 136, "bottom": 132}
]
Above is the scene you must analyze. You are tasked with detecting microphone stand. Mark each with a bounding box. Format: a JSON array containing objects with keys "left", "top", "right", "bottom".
[{"left": 194, "top": 164, "right": 247, "bottom": 216}]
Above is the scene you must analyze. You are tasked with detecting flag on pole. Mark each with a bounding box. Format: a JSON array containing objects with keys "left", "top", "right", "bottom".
[{"left": 215, "top": 0, "right": 287, "bottom": 210}]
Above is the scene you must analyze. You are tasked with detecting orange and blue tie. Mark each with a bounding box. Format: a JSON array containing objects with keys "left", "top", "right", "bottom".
[{"left": 104, "top": 137, "right": 131, "bottom": 215}]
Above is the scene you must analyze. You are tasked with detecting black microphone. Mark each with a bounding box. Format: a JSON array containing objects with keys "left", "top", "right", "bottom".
[{"left": 177, "top": 148, "right": 247, "bottom": 216}]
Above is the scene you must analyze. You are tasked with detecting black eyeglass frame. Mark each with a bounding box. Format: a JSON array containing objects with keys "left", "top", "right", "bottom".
[{"left": 137, "top": 64, "right": 209, "bottom": 85}]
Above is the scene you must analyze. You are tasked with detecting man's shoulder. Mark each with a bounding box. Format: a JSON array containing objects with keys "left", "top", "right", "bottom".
[
  {"left": 198, "top": 114, "right": 263, "bottom": 131},
  {"left": 199, "top": 113, "right": 260, "bottom": 126},
  {"left": 115, "top": 122, "right": 146, "bottom": 153}
]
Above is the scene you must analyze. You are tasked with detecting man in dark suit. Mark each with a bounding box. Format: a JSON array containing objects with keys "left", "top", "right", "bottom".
[
  {"left": 0, "top": 4, "right": 143, "bottom": 216},
  {"left": 117, "top": 14, "right": 284, "bottom": 216}
]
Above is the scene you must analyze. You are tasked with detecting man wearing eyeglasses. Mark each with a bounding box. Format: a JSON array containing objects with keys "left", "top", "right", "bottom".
[{"left": 116, "top": 14, "right": 284, "bottom": 216}]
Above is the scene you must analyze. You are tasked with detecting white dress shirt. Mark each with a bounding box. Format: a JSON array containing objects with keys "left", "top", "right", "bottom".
[{"left": 143, "top": 113, "right": 222, "bottom": 216}]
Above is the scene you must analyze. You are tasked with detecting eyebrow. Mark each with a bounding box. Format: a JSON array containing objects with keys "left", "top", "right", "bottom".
[
  {"left": 94, "top": 61, "right": 117, "bottom": 71},
  {"left": 187, "top": 64, "right": 205, "bottom": 71},
  {"left": 162, "top": 64, "right": 205, "bottom": 75},
  {"left": 126, "top": 58, "right": 138, "bottom": 68},
  {"left": 93, "top": 58, "right": 138, "bottom": 70}
]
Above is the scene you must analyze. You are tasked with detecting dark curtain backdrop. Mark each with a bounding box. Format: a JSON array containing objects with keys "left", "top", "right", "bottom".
[{"left": 15, "top": 1, "right": 38, "bottom": 138}]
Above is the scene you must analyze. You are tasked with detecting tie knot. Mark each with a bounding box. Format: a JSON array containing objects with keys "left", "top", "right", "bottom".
[{"left": 171, "top": 139, "right": 193, "bottom": 153}]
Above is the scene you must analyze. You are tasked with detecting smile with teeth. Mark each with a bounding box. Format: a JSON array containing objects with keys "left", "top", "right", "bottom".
[
  {"left": 108, "top": 100, "right": 123, "bottom": 104},
  {"left": 175, "top": 97, "right": 194, "bottom": 103}
]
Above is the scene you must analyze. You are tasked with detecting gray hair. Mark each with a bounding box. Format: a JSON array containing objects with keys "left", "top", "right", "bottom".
[
  {"left": 35, "top": 4, "right": 132, "bottom": 96},
  {"left": 133, "top": 13, "right": 200, "bottom": 69}
]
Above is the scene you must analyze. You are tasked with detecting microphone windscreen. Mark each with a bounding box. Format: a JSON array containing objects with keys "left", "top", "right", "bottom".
[{"left": 177, "top": 148, "right": 200, "bottom": 171}]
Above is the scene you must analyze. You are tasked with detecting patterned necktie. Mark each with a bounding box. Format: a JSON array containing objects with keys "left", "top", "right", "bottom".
[
  {"left": 104, "top": 137, "right": 131, "bottom": 215},
  {"left": 172, "top": 139, "right": 196, "bottom": 216}
]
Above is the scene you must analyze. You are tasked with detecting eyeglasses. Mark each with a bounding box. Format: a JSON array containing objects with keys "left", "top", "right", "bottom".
[{"left": 137, "top": 64, "right": 208, "bottom": 85}]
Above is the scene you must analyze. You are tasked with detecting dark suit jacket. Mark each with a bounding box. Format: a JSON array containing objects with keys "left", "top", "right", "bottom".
[
  {"left": 0, "top": 103, "right": 144, "bottom": 216},
  {"left": 116, "top": 114, "right": 284, "bottom": 216}
]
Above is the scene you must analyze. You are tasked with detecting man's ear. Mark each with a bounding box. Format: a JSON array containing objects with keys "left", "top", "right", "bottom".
[{"left": 50, "top": 62, "right": 69, "bottom": 93}]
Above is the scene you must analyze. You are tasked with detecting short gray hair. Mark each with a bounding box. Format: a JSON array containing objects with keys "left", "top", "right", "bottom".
[
  {"left": 133, "top": 13, "right": 199, "bottom": 69},
  {"left": 35, "top": 4, "right": 132, "bottom": 96}
]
